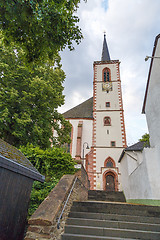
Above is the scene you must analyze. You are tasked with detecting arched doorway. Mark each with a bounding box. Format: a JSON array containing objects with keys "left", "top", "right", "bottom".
[
  {"left": 106, "top": 174, "right": 115, "bottom": 191},
  {"left": 103, "top": 170, "right": 118, "bottom": 191}
]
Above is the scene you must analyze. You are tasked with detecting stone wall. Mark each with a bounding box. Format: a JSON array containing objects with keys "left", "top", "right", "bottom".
[{"left": 25, "top": 168, "right": 89, "bottom": 240}]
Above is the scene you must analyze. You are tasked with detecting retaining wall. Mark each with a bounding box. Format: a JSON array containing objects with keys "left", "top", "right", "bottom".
[{"left": 25, "top": 167, "right": 89, "bottom": 240}]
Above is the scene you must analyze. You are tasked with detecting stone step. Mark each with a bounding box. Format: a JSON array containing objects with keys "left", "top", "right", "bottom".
[
  {"left": 68, "top": 211, "right": 160, "bottom": 224},
  {"left": 71, "top": 201, "right": 160, "bottom": 218},
  {"left": 64, "top": 225, "right": 160, "bottom": 240},
  {"left": 66, "top": 217, "right": 160, "bottom": 232},
  {"left": 62, "top": 233, "right": 135, "bottom": 240},
  {"left": 88, "top": 190, "right": 126, "bottom": 202}
]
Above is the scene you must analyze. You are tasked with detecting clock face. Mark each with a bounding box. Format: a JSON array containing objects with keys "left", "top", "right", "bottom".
[{"left": 102, "top": 82, "right": 112, "bottom": 92}]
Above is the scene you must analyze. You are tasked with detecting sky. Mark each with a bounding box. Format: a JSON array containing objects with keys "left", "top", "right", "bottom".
[{"left": 59, "top": 0, "right": 160, "bottom": 146}]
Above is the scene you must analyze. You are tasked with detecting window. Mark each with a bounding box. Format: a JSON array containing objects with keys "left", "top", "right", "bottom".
[
  {"left": 111, "top": 141, "right": 116, "bottom": 147},
  {"left": 103, "top": 68, "right": 111, "bottom": 82},
  {"left": 106, "top": 102, "right": 110, "bottom": 107},
  {"left": 104, "top": 117, "right": 111, "bottom": 126},
  {"left": 106, "top": 160, "right": 114, "bottom": 168},
  {"left": 104, "top": 157, "right": 116, "bottom": 168}
]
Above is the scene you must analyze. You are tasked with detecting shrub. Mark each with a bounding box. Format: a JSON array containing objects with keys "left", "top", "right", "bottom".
[{"left": 20, "top": 144, "right": 76, "bottom": 217}]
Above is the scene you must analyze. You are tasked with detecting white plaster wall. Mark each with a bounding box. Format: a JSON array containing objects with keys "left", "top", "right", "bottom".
[
  {"left": 125, "top": 151, "right": 142, "bottom": 175},
  {"left": 145, "top": 38, "right": 160, "bottom": 148},
  {"left": 120, "top": 150, "right": 151, "bottom": 199},
  {"left": 96, "top": 82, "right": 120, "bottom": 111},
  {"left": 119, "top": 154, "right": 130, "bottom": 199},
  {"left": 69, "top": 119, "right": 93, "bottom": 159},
  {"left": 96, "top": 111, "right": 123, "bottom": 147},
  {"left": 144, "top": 147, "right": 160, "bottom": 199},
  {"left": 129, "top": 159, "right": 152, "bottom": 199},
  {"left": 120, "top": 147, "right": 160, "bottom": 200}
]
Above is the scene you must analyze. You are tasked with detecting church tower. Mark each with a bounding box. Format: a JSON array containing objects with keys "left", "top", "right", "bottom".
[{"left": 89, "top": 34, "right": 127, "bottom": 190}]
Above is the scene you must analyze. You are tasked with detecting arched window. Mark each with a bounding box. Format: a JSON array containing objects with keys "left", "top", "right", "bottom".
[
  {"left": 106, "top": 159, "right": 114, "bottom": 168},
  {"left": 104, "top": 116, "right": 111, "bottom": 126},
  {"left": 104, "top": 157, "right": 116, "bottom": 168},
  {"left": 103, "top": 68, "right": 111, "bottom": 82}
]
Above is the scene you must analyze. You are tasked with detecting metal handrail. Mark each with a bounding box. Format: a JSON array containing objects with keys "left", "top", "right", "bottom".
[{"left": 57, "top": 176, "right": 78, "bottom": 229}]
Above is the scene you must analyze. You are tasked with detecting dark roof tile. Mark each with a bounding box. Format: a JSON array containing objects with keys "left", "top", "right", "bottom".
[
  {"left": 63, "top": 97, "right": 93, "bottom": 119},
  {"left": 118, "top": 141, "right": 149, "bottom": 162}
]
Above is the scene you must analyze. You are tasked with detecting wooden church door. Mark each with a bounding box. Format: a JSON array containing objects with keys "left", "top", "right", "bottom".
[{"left": 106, "top": 174, "right": 115, "bottom": 191}]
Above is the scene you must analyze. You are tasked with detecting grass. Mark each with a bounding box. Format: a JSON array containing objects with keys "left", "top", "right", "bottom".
[{"left": 127, "top": 199, "right": 160, "bottom": 206}]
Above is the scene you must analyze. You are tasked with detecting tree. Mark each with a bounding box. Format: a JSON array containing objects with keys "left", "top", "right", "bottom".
[
  {"left": 139, "top": 133, "right": 150, "bottom": 146},
  {"left": 0, "top": 34, "right": 71, "bottom": 148},
  {"left": 0, "top": 0, "right": 86, "bottom": 63}
]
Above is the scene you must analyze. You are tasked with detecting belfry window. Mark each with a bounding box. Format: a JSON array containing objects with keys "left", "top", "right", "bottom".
[
  {"left": 103, "top": 68, "right": 110, "bottom": 82},
  {"left": 104, "top": 116, "right": 111, "bottom": 126}
]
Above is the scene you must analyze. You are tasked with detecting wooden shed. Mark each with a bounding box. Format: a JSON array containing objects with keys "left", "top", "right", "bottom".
[{"left": 0, "top": 139, "right": 45, "bottom": 240}]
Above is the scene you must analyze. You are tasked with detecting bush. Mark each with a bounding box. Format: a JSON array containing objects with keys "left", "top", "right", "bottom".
[
  {"left": 28, "top": 177, "right": 59, "bottom": 217},
  {"left": 20, "top": 144, "right": 76, "bottom": 179},
  {"left": 20, "top": 144, "right": 76, "bottom": 217}
]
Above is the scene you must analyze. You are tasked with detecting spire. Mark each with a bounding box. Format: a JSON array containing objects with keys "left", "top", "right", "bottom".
[{"left": 101, "top": 33, "right": 110, "bottom": 61}]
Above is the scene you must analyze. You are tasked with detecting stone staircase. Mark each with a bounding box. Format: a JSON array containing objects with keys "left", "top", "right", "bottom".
[
  {"left": 61, "top": 191, "right": 160, "bottom": 239},
  {"left": 88, "top": 190, "right": 126, "bottom": 202}
]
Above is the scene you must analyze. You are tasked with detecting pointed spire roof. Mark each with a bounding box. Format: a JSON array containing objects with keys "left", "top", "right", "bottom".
[{"left": 101, "top": 33, "right": 110, "bottom": 61}]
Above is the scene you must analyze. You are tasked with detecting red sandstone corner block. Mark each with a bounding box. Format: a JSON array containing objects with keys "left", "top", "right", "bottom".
[{"left": 28, "top": 175, "right": 75, "bottom": 226}]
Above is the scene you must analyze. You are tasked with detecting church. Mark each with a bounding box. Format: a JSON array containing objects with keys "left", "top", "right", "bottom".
[{"left": 63, "top": 34, "right": 127, "bottom": 191}]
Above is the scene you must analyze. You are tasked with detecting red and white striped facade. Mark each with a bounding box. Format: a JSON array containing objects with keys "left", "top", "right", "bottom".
[
  {"left": 88, "top": 60, "right": 127, "bottom": 190},
  {"left": 63, "top": 37, "right": 127, "bottom": 191}
]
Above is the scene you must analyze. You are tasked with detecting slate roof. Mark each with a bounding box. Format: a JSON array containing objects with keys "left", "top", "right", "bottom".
[
  {"left": 63, "top": 97, "right": 93, "bottom": 119},
  {"left": 101, "top": 33, "right": 110, "bottom": 61},
  {"left": 118, "top": 141, "right": 149, "bottom": 162},
  {"left": 125, "top": 141, "right": 149, "bottom": 151},
  {"left": 0, "top": 139, "right": 44, "bottom": 182}
]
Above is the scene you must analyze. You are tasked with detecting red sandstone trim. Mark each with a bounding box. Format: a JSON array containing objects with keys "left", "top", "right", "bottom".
[
  {"left": 103, "top": 170, "right": 119, "bottom": 191},
  {"left": 75, "top": 121, "right": 83, "bottom": 161},
  {"left": 117, "top": 73, "right": 127, "bottom": 147},
  {"left": 70, "top": 124, "right": 74, "bottom": 155}
]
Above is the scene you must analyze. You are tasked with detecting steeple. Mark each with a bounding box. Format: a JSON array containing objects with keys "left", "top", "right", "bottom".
[{"left": 101, "top": 33, "right": 110, "bottom": 61}]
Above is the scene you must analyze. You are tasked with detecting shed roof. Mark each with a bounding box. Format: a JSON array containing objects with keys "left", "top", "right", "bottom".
[
  {"left": 0, "top": 139, "right": 44, "bottom": 182},
  {"left": 63, "top": 97, "right": 93, "bottom": 119},
  {"left": 118, "top": 141, "right": 149, "bottom": 163}
]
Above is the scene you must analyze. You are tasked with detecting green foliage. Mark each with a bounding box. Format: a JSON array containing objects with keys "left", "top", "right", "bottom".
[
  {"left": 28, "top": 177, "right": 59, "bottom": 217},
  {"left": 0, "top": 34, "right": 71, "bottom": 148},
  {"left": 20, "top": 144, "right": 76, "bottom": 178},
  {"left": 0, "top": 0, "right": 86, "bottom": 63},
  {"left": 20, "top": 144, "right": 76, "bottom": 217},
  {"left": 139, "top": 133, "right": 150, "bottom": 146}
]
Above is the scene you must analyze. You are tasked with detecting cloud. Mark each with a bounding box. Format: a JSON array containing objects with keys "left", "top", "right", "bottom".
[{"left": 60, "top": 0, "right": 160, "bottom": 144}]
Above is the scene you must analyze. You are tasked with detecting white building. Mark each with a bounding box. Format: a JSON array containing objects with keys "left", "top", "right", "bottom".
[
  {"left": 119, "top": 34, "right": 160, "bottom": 201},
  {"left": 63, "top": 34, "right": 127, "bottom": 190}
]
